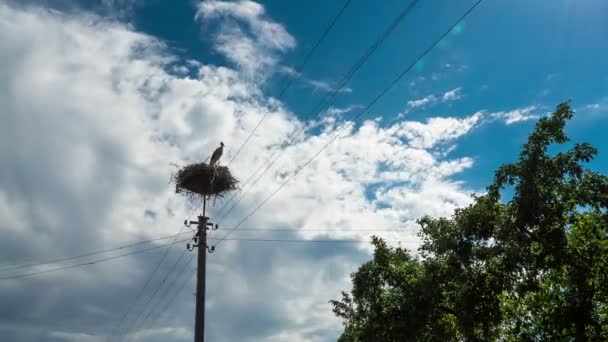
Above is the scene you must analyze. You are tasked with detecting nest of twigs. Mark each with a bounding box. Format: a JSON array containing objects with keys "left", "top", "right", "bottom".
[{"left": 171, "top": 162, "right": 239, "bottom": 199}]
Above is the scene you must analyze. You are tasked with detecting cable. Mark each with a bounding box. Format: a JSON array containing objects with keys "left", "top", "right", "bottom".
[
  {"left": 1, "top": 227, "right": 403, "bottom": 275},
  {"left": 120, "top": 235, "right": 405, "bottom": 339},
  {"left": 0, "top": 232, "right": 192, "bottom": 273},
  {"left": 110, "top": 226, "right": 190, "bottom": 340},
  {"left": 137, "top": 255, "right": 196, "bottom": 334},
  {"left": 0, "top": 238, "right": 190, "bottom": 281},
  {"left": 215, "top": 0, "right": 421, "bottom": 222},
  {"left": 121, "top": 251, "right": 189, "bottom": 341},
  {"left": 0, "top": 231, "right": 192, "bottom": 274},
  {"left": 185, "top": 197, "right": 204, "bottom": 222},
  {"left": 133, "top": 262, "right": 196, "bottom": 338},
  {"left": 228, "top": 228, "right": 410, "bottom": 232},
  {"left": 213, "top": 0, "right": 485, "bottom": 247},
  {"left": 209, "top": 237, "right": 401, "bottom": 244},
  {"left": 129, "top": 235, "right": 405, "bottom": 335},
  {"left": 226, "top": 0, "right": 354, "bottom": 166}
]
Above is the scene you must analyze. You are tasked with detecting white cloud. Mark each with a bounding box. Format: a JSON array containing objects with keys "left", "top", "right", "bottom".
[
  {"left": 324, "top": 105, "right": 363, "bottom": 117},
  {"left": 406, "top": 87, "right": 462, "bottom": 110},
  {"left": 443, "top": 63, "right": 469, "bottom": 72},
  {"left": 277, "top": 66, "right": 353, "bottom": 94},
  {"left": 306, "top": 79, "right": 352, "bottom": 93},
  {"left": 442, "top": 87, "right": 462, "bottom": 101},
  {"left": 585, "top": 103, "right": 605, "bottom": 111},
  {"left": 48, "top": 331, "right": 104, "bottom": 342},
  {"left": 395, "top": 112, "right": 483, "bottom": 150},
  {"left": 376, "top": 178, "right": 472, "bottom": 219},
  {"left": 407, "top": 94, "right": 437, "bottom": 108},
  {"left": 278, "top": 65, "right": 300, "bottom": 77},
  {"left": 0, "top": 3, "right": 481, "bottom": 341},
  {"left": 196, "top": 0, "right": 295, "bottom": 78},
  {"left": 491, "top": 106, "right": 539, "bottom": 125}
]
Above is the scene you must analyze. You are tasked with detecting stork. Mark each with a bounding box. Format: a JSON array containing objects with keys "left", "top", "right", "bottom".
[{"left": 210, "top": 142, "right": 224, "bottom": 167}]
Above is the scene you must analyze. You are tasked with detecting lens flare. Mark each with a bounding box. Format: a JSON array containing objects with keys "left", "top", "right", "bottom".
[
  {"left": 414, "top": 59, "right": 426, "bottom": 73},
  {"left": 452, "top": 21, "right": 465, "bottom": 34}
]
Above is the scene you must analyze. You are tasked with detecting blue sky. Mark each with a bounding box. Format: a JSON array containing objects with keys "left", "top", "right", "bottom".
[
  {"left": 1, "top": 0, "right": 607, "bottom": 341},
  {"left": 126, "top": 0, "right": 608, "bottom": 187}
]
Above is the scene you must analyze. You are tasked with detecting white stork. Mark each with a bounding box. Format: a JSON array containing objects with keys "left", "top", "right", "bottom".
[{"left": 209, "top": 142, "right": 224, "bottom": 167}]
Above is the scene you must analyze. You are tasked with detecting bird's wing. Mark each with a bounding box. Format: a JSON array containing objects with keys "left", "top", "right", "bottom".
[{"left": 211, "top": 148, "right": 221, "bottom": 162}]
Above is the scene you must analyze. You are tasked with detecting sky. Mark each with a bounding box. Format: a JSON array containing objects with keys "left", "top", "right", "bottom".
[{"left": 0, "top": 0, "right": 607, "bottom": 341}]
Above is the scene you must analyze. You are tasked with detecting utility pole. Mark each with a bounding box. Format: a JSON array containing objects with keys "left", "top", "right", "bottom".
[{"left": 185, "top": 196, "right": 217, "bottom": 342}]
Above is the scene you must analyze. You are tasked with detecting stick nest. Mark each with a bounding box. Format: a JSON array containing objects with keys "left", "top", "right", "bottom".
[{"left": 171, "top": 163, "right": 239, "bottom": 199}]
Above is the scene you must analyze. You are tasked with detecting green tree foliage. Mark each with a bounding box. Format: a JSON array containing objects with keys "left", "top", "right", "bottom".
[{"left": 331, "top": 103, "right": 608, "bottom": 341}]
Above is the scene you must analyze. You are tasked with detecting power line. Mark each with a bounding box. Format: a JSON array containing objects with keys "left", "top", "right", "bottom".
[
  {"left": 185, "top": 197, "right": 204, "bottom": 222},
  {"left": 0, "top": 238, "right": 190, "bottom": 281},
  {"left": 215, "top": 0, "right": 421, "bottom": 222},
  {"left": 121, "top": 235, "right": 405, "bottom": 337},
  {"left": 122, "top": 236, "right": 405, "bottom": 337},
  {"left": 116, "top": 235, "right": 406, "bottom": 339},
  {"left": 228, "top": 228, "right": 410, "bottom": 232},
  {"left": 209, "top": 237, "right": 404, "bottom": 244},
  {"left": 213, "top": 0, "right": 485, "bottom": 248},
  {"left": 226, "top": 0, "right": 354, "bottom": 166},
  {"left": 0, "top": 231, "right": 193, "bottom": 274},
  {"left": 121, "top": 250, "right": 189, "bottom": 342},
  {"left": 110, "top": 226, "right": 190, "bottom": 340},
  {"left": 138, "top": 255, "right": 196, "bottom": 335},
  {"left": 1, "top": 228, "right": 405, "bottom": 276}
]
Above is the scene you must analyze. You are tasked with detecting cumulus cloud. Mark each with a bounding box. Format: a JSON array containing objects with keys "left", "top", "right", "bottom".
[
  {"left": 324, "top": 105, "right": 364, "bottom": 117},
  {"left": 0, "top": 3, "right": 481, "bottom": 341},
  {"left": 278, "top": 67, "right": 353, "bottom": 94},
  {"left": 394, "top": 112, "right": 484, "bottom": 150},
  {"left": 491, "top": 105, "right": 539, "bottom": 125},
  {"left": 441, "top": 87, "right": 462, "bottom": 101},
  {"left": 406, "top": 87, "right": 462, "bottom": 110},
  {"left": 443, "top": 63, "right": 469, "bottom": 72},
  {"left": 319, "top": 105, "right": 364, "bottom": 126},
  {"left": 584, "top": 102, "right": 608, "bottom": 112},
  {"left": 579, "top": 101, "right": 608, "bottom": 117},
  {"left": 195, "top": 0, "right": 296, "bottom": 77},
  {"left": 306, "top": 79, "right": 353, "bottom": 93},
  {"left": 407, "top": 94, "right": 437, "bottom": 109}
]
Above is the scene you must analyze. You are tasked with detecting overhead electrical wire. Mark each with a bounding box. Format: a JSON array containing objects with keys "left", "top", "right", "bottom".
[
  {"left": 114, "top": 236, "right": 406, "bottom": 338},
  {"left": 152, "top": 261, "right": 196, "bottom": 317},
  {"left": 209, "top": 237, "right": 405, "bottom": 244},
  {"left": 0, "top": 234, "right": 407, "bottom": 283},
  {"left": 0, "top": 231, "right": 193, "bottom": 274},
  {"left": 227, "top": 227, "right": 411, "bottom": 232},
  {"left": 118, "top": 2, "right": 486, "bottom": 337},
  {"left": 0, "top": 238, "right": 190, "bottom": 281},
  {"left": 1, "top": 5, "right": 490, "bottom": 342},
  {"left": 131, "top": 255, "right": 196, "bottom": 338},
  {"left": 2, "top": 227, "right": 408, "bottom": 279},
  {"left": 226, "top": 0, "right": 354, "bottom": 166},
  {"left": 112, "top": 235, "right": 398, "bottom": 340},
  {"left": 115, "top": 228, "right": 408, "bottom": 339},
  {"left": 213, "top": 0, "right": 485, "bottom": 248},
  {"left": 215, "top": 0, "right": 421, "bottom": 223},
  {"left": 120, "top": 250, "right": 189, "bottom": 342},
  {"left": 110, "top": 226, "right": 191, "bottom": 340}
]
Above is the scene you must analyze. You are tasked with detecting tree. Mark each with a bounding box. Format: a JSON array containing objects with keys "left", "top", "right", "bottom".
[{"left": 331, "top": 103, "right": 608, "bottom": 341}]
